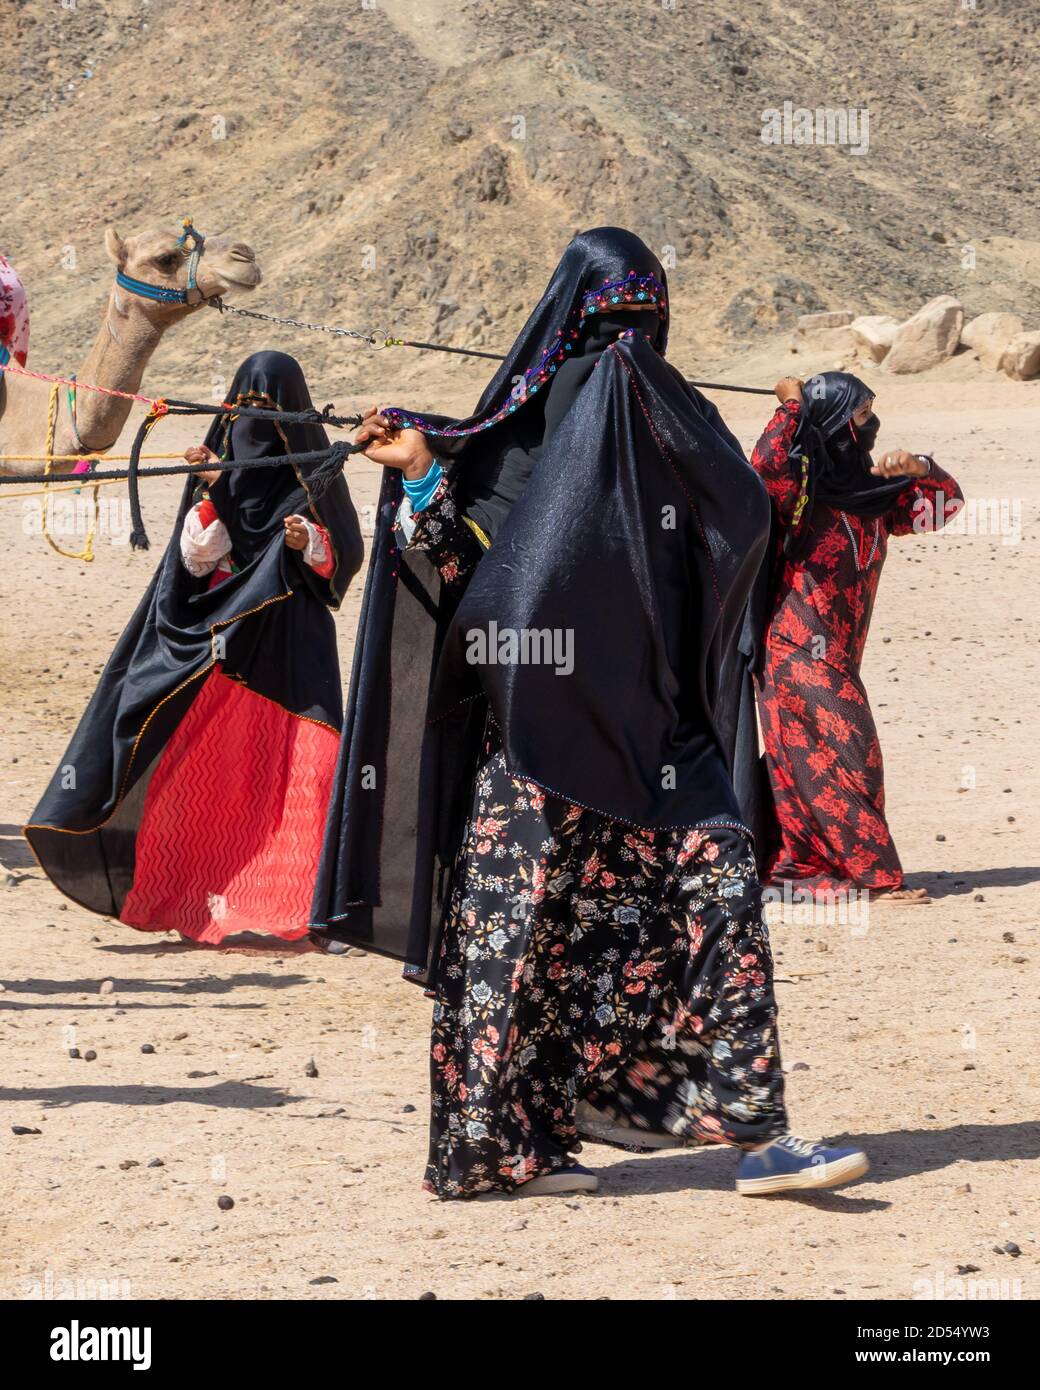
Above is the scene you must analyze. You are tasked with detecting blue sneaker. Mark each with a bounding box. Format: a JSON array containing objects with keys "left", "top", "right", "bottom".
[{"left": 736, "top": 1134, "right": 869, "bottom": 1195}]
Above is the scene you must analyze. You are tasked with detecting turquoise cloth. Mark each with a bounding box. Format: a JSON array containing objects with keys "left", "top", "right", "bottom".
[{"left": 402, "top": 461, "right": 444, "bottom": 514}]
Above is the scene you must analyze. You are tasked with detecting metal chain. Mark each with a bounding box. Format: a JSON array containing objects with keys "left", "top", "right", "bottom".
[{"left": 210, "top": 299, "right": 378, "bottom": 345}]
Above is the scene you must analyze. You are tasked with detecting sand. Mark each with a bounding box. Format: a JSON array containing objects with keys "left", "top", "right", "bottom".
[{"left": 1, "top": 367, "right": 1038, "bottom": 1301}]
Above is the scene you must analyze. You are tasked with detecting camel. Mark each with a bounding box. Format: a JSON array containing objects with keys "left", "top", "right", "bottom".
[{"left": 0, "top": 224, "right": 262, "bottom": 476}]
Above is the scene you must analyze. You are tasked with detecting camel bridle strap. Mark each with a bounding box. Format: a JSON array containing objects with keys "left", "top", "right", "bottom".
[{"left": 114, "top": 217, "right": 208, "bottom": 307}]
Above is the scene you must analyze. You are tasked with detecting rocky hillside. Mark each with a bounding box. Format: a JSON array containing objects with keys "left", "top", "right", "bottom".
[{"left": 1, "top": 0, "right": 1038, "bottom": 405}]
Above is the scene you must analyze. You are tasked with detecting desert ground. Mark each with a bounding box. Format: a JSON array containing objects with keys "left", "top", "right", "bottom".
[{"left": 1, "top": 348, "right": 1037, "bottom": 1301}]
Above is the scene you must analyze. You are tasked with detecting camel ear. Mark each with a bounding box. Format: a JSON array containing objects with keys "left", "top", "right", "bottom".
[{"left": 104, "top": 227, "right": 127, "bottom": 268}]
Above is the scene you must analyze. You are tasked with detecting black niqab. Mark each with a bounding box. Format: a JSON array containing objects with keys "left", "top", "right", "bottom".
[{"left": 785, "top": 371, "right": 915, "bottom": 556}]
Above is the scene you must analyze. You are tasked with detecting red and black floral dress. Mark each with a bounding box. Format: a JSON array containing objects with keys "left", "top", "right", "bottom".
[
  {"left": 401, "top": 480, "right": 787, "bottom": 1198},
  {"left": 750, "top": 401, "right": 963, "bottom": 893}
]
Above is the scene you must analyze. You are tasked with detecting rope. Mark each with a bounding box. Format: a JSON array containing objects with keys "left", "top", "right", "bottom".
[
  {"left": 40, "top": 383, "right": 101, "bottom": 562},
  {"left": 0, "top": 359, "right": 164, "bottom": 408},
  {"left": 208, "top": 298, "right": 777, "bottom": 390},
  {"left": 1, "top": 453, "right": 185, "bottom": 463}
]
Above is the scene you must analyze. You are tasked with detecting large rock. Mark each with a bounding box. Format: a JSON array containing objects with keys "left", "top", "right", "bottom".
[
  {"left": 1000, "top": 330, "right": 1040, "bottom": 381},
  {"left": 796, "top": 311, "right": 854, "bottom": 331},
  {"left": 851, "top": 314, "right": 900, "bottom": 363},
  {"left": 962, "top": 312, "right": 1024, "bottom": 370},
  {"left": 884, "top": 295, "right": 964, "bottom": 373}
]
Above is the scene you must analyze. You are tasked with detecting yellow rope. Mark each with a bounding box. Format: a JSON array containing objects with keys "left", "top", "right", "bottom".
[
  {"left": 40, "top": 383, "right": 100, "bottom": 562},
  {"left": 2, "top": 452, "right": 184, "bottom": 463},
  {"left": 0, "top": 477, "right": 127, "bottom": 502}
]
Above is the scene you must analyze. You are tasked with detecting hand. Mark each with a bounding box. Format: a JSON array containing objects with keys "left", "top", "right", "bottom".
[
  {"left": 184, "top": 444, "right": 220, "bottom": 485},
  {"left": 354, "top": 406, "right": 434, "bottom": 479},
  {"left": 283, "top": 514, "right": 310, "bottom": 551},
  {"left": 774, "top": 377, "right": 804, "bottom": 405},
  {"left": 871, "top": 449, "right": 927, "bottom": 478}
]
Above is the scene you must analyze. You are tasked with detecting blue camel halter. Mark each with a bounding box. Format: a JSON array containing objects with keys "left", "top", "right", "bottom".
[{"left": 115, "top": 217, "right": 207, "bottom": 306}]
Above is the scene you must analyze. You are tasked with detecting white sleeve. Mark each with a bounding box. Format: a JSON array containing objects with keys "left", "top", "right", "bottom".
[
  {"left": 180, "top": 503, "right": 232, "bottom": 578},
  {"left": 300, "top": 518, "right": 330, "bottom": 571},
  {"left": 394, "top": 494, "right": 418, "bottom": 545}
]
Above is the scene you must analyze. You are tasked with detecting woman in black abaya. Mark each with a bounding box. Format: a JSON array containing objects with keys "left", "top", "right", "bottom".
[
  {"left": 26, "top": 351, "right": 364, "bottom": 945},
  {"left": 317, "top": 228, "right": 868, "bottom": 1198}
]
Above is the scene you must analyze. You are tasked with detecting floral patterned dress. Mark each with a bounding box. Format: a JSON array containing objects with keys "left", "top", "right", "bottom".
[
  {"left": 750, "top": 401, "right": 963, "bottom": 892},
  {"left": 402, "top": 479, "right": 788, "bottom": 1198}
]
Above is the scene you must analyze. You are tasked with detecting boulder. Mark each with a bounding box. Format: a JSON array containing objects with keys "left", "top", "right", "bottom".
[
  {"left": 962, "top": 312, "right": 1024, "bottom": 370},
  {"left": 884, "top": 295, "right": 964, "bottom": 373},
  {"left": 1000, "top": 330, "right": 1040, "bottom": 381},
  {"left": 796, "top": 311, "right": 854, "bottom": 331},
  {"left": 851, "top": 314, "right": 900, "bottom": 363}
]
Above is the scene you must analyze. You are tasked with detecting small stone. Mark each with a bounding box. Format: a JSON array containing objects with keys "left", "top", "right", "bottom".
[
  {"left": 1002, "top": 932, "right": 1015, "bottom": 943},
  {"left": 1003, "top": 1242, "right": 1021, "bottom": 1257},
  {"left": 186, "top": 1070, "right": 217, "bottom": 1078},
  {"left": 418, "top": 1291, "right": 437, "bottom": 1300},
  {"left": 147, "top": 1158, "right": 165, "bottom": 1168},
  {"left": 84, "top": 1050, "right": 97, "bottom": 1061},
  {"left": 308, "top": 1275, "right": 338, "bottom": 1285},
  {"left": 68, "top": 1047, "right": 80, "bottom": 1059},
  {"left": 955, "top": 1185, "right": 972, "bottom": 1196},
  {"left": 304, "top": 1059, "right": 319, "bottom": 1078},
  {"left": 346, "top": 947, "right": 367, "bottom": 958},
  {"left": 815, "top": 940, "right": 829, "bottom": 953},
  {"left": 964, "top": 1063, "right": 976, "bottom": 1071},
  {"left": 936, "top": 833, "right": 946, "bottom": 842},
  {"left": 217, "top": 1195, "right": 235, "bottom": 1211},
  {"left": 172, "top": 1032, "right": 189, "bottom": 1041},
  {"left": 791, "top": 1062, "right": 811, "bottom": 1072},
  {"left": 99, "top": 979, "right": 115, "bottom": 995},
  {"left": 974, "top": 894, "right": 985, "bottom": 903},
  {"left": 956, "top": 1262, "right": 980, "bottom": 1274},
  {"left": 140, "top": 1043, "right": 156, "bottom": 1054},
  {"left": 523, "top": 1292, "right": 546, "bottom": 1300},
  {"left": 402, "top": 1104, "right": 417, "bottom": 1113},
  {"left": 12, "top": 1125, "right": 42, "bottom": 1136},
  {"left": 118, "top": 1160, "right": 140, "bottom": 1171}
]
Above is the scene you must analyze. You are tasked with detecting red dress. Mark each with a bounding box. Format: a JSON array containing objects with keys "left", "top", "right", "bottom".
[
  {"left": 750, "top": 400, "right": 963, "bottom": 892},
  {"left": 119, "top": 507, "right": 340, "bottom": 945}
]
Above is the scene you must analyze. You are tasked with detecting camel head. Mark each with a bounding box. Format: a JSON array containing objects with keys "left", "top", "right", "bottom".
[{"left": 105, "top": 223, "right": 262, "bottom": 324}]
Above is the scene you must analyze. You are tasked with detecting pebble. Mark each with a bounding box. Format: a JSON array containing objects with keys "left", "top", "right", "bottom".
[
  {"left": 936, "top": 833, "right": 946, "bottom": 842},
  {"left": 217, "top": 1195, "right": 235, "bottom": 1211},
  {"left": 147, "top": 1158, "right": 164, "bottom": 1168},
  {"left": 1002, "top": 932, "right": 1015, "bottom": 943},
  {"left": 956, "top": 1184, "right": 972, "bottom": 1195},
  {"left": 308, "top": 1276, "right": 338, "bottom": 1286},
  {"left": 815, "top": 940, "right": 828, "bottom": 953},
  {"left": 964, "top": 1063, "right": 976, "bottom": 1071},
  {"left": 974, "top": 894, "right": 985, "bottom": 903},
  {"left": 791, "top": 1062, "right": 811, "bottom": 1072},
  {"left": 346, "top": 947, "right": 367, "bottom": 958},
  {"left": 99, "top": 979, "right": 115, "bottom": 995},
  {"left": 84, "top": 1050, "right": 97, "bottom": 1062},
  {"left": 957, "top": 1263, "right": 981, "bottom": 1274},
  {"left": 402, "top": 1104, "right": 417, "bottom": 1113},
  {"left": 418, "top": 1291, "right": 437, "bottom": 1300},
  {"left": 118, "top": 1160, "right": 140, "bottom": 1171},
  {"left": 523, "top": 1292, "right": 546, "bottom": 1300},
  {"left": 1004, "top": 1242, "right": 1021, "bottom": 1257},
  {"left": 172, "top": 1032, "right": 189, "bottom": 1041},
  {"left": 140, "top": 1043, "right": 156, "bottom": 1054},
  {"left": 12, "top": 1125, "right": 42, "bottom": 1136},
  {"left": 304, "top": 1059, "right": 319, "bottom": 1078},
  {"left": 68, "top": 1047, "right": 80, "bottom": 1059}
]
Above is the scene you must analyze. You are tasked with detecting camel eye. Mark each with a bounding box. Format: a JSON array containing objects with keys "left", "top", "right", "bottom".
[{"left": 156, "top": 252, "right": 181, "bottom": 273}]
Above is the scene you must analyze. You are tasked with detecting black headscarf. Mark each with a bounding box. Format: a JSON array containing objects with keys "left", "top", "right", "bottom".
[
  {"left": 25, "top": 351, "right": 364, "bottom": 919},
  {"left": 784, "top": 371, "right": 912, "bottom": 557},
  {"left": 310, "top": 229, "right": 769, "bottom": 981},
  {"left": 384, "top": 226, "right": 668, "bottom": 541},
  {"left": 201, "top": 350, "right": 363, "bottom": 602}
]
